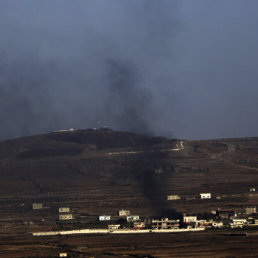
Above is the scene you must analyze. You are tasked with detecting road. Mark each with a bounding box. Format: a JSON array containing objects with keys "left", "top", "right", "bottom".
[{"left": 108, "top": 141, "right": 184, "bottom": 156}]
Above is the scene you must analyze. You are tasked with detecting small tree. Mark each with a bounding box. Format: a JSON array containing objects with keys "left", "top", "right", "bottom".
[{"left": 116, "top": 218, "right": 128, "bottom": 228}]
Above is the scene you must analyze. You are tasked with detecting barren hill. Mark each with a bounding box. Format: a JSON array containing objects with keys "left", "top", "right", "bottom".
[{"left": 0, "top": 129, "right": 258, "bottom": 216}]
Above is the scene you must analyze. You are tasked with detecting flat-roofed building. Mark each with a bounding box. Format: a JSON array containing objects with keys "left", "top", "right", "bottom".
[
  {"left": 245, "top": 206, "right": 256, "bottom": 215},
  {"left": 216, "top": 209, "right": 235, "bottom": 219},
  {"left": 167, "top": 195, "right": 181, "bottom": 200},
  {"left": 212, "top": 221, "right": 224, "bottom": 228},
  {"left": 230, "top": 219, "right": 247, "bottom": 228},
  {"left": 32, "top": 203, "right": 43, "bottom": 210},
  {"left": 99, "top": 215, "right": 111, "bottom": 221},
  {"left": 59, "top": 214, "right": 73, "bottom": 220},
  {"left": 59, "top": 207, "right": 70, "bottom": 213},
  {"left": 126, "top": 215, "right": 140, "bottom": 222},
  {"left": 119, "top": 210, "right": 130, "bottom": 216},
  {"left": 152, "top": 218, "right": 180, "bottom": 229},
  {"left": 108, "top": 224, "right": 120, "bottom": 230},
  {"left": 183, "top": 216, "right": 197, "bottom": 223},
  {"left": 200, "top": 193, "right": 211, "bottom": 199}
]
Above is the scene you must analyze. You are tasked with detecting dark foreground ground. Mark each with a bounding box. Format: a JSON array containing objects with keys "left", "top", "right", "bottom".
[{"left": 1, "top": 230, "right": 258, "bottom": 257}]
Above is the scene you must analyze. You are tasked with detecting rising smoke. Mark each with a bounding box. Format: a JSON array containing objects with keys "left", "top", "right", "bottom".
[
  {"left": 1, "top": 1, "right": 258, "bottom": 140},
  {"left": 0, "top": 0, "right": 177, "bottom": 140},
  {"left": 104, "top": 59, "right": 154, "bottom": 135}
]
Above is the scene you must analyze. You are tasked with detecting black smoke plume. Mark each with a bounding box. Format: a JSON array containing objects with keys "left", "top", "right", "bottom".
[
  {"left": 122, "top": 149, "right": 174, "bottom": 216},
  {"left": 104, "top": 59, "right": 154, "bottom": 135},
  {"left": 0, "top": 0, "right": 178, "bottom": 140}
]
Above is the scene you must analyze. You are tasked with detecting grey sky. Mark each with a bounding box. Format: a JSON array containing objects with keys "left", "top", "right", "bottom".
[{"left": 0, "top": 0, "right": 258, "bottom": 140}]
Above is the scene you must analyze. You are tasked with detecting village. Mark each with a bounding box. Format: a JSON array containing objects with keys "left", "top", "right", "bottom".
[
  {"left": 30, "top": 187, "right": 258, "bottom": 238},
  {"left": 1, "top": 130, "right": 258, "bottom": 257}
]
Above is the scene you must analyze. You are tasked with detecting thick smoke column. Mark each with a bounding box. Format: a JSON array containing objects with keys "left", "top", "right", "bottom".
[{"left": 105, "top": 59, "right": 153, "bottom": 135}]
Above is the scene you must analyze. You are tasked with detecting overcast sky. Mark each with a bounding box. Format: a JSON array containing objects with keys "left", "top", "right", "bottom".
[{"left": 0, "top": 0, "right": 258, "bottom": 140}]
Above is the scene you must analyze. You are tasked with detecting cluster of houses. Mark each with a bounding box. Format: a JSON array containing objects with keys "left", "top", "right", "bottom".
[
  {"left": 58, "top": 207, "right": 73, "bottom": 220},
  {"left": 99, "top": 210, "right": 140, "bottom": 225},
  {"left": 167, "top": 188, "right": 256, "bottom": 202},
  {"left": 32, "top": 203, "right": 74, "bottom": 221},
  {"left": 31, "top": 186, "right": 258, "bottom": 231},
  {"left": 98, "top": 212, "right": 224, "bottom": 230},
  {"left": 31, "top": 202, "right": 258, "bottom": 230},
  {"left": 96, "top": 207, "right": 258, "bottom": 230},
  {"left": 211, "top": 207, "right": 258, "bottom": 228}
]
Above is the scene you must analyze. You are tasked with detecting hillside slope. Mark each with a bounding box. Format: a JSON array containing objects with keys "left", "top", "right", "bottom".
[{"left": 0, "top": 128, "right": 258, "bottom": 215}]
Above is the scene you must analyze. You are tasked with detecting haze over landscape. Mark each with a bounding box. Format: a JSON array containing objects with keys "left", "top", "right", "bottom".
[
  {"left": 1, "top": 0, "right": 258, "bottom": 140},
  {"left": 2, "top": 2, "right": 258, "bottom": 256}
]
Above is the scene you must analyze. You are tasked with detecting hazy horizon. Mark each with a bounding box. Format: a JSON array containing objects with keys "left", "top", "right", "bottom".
[{"left": 1, "top": 0, "right": 258, "bottom": 140}]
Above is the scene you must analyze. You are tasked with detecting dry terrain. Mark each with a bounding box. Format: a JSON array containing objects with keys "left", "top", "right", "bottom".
[{"left": 1, "top": 129, "right": 258, "bottom": 257}]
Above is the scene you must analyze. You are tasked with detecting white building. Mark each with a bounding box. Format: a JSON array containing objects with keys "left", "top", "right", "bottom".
[
  {"left": 126, "top": 215, "right": 140, "bottom": 222},
  {"left": 230, "top": 219, "right": 247, "bottom": 228},
  {"left": 59, "top": 253, "right": 68, "bottom": 257},
  {"left": 108, "top": 224, "right": 120, "bottom": 230},
  {"left": 250, "top": 187, "right": 256, "bottom": 192},
  {"left": 183, "top": 216, "right": 197, "bottom": 223},
  {"left": 59, "top": 214, "right": 73, "bottom": 220},
  {"left": 167, "top": 195, "right": 181, "bottom": 200},
  {"left": 200, "top": 193, "right": 211, "bottom": 199},
  {"left": 99, "top": 215, "right": 111, "bottom": 221},
  {"left": 53, "top": 128, "right": 75, "bottom": 133},
  {"left": 119, "top": 210, "right": 130, "bottom": 216},
  {"left": 245, "top": 206, "right": 256, "bottom": 215},
  {"left": 32, "top": 203, "right": 43, "bottom": 210},
  {"left": 59, "top": 207, "right": 70, "bottom": 213},
  {"left": 212, "top": 222, "right": 224, "bottom": 228}
]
